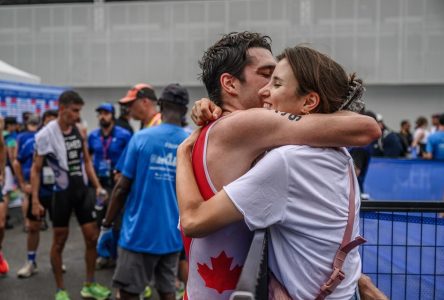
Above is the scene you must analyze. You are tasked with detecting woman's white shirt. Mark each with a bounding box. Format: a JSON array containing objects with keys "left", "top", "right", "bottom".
[{"left": 224, "top": 145, "right": 361, "bottom": 300}]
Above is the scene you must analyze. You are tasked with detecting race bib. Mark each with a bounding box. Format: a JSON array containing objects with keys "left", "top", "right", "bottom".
[{"left": 42, "top": 166, "right": 56, "bottom": 185}]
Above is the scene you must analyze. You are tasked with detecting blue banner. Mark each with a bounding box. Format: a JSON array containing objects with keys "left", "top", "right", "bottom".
[
  {"left": 364, "top": 158, "right": 444, "bottom": 201},
  {"left": 0, "top": 79, "right": 66, "bottom": 122}
]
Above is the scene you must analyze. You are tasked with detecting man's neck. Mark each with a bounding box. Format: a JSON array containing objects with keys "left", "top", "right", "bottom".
[
  {"left": 142, "top": 111, "right": 158, "bottom": 127},
  {"left": 101, "top": 124, "right": 114, "bottom": 136},
  {"left": 57, "top": 119, "right": 71, "bottom": 134}
]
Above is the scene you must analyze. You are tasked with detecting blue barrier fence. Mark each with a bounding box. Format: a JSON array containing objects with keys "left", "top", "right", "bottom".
[
  {"left": 360, "top": 202, "right": 444, "bottom": 300},
  {"left": 364, "top": 158, "right": 444, "bottom": 201}
]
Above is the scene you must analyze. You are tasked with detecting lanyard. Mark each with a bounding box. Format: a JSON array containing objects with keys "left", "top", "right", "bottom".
[
  {"left": 146, "top": 113, "right": 162, "bottom": 128},
  {"left": 100, "top": 134, "right": 113, "bottom": 160}
]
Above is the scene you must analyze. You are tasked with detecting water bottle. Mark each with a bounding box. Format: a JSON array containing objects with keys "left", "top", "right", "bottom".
[{"left": 95, "top": 189, "right": 108, "bottom": 211}]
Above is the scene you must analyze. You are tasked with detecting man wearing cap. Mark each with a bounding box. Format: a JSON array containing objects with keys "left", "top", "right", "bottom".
[
  {"left": 88, "top": 103, "right": 131, "bottom": 196},
  {"left": 119, "top": 83, "right": 162, "bottom": 129},
  {"left": 88, "top": 103, "right": 131, "bottom": 269},
  {"left": 100, "top": 84, "right": 189, "bottom": 300}
]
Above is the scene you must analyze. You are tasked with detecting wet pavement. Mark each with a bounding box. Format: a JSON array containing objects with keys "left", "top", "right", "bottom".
[{"left": 1, "top": 207, "right": 118, "bottom": 300}]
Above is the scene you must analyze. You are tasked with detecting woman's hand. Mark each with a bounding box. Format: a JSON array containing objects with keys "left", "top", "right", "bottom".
[{"left": 191, "top": 98, "right": 222, "bottom": 126}]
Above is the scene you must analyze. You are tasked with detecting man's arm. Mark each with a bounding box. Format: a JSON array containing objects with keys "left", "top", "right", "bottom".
[
  {"left": 102, "top": 176, "right": 132, "bottom": 227},
  {"left": 82, "top": 139, "right": 102, "bottom": 191},
  {"left": 12, "top": 159, "right": 31, "bottom": 194},
  {"left": 177, "top": 133, "right": 243, "bottom": 237},
  {"left": 30, "top": 154, "right": 45, "bottom": 218}
]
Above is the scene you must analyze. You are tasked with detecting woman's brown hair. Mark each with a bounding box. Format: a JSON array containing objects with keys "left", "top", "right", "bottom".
[{"left": 276, "top": 46, "right": 364, "bottom": 114}]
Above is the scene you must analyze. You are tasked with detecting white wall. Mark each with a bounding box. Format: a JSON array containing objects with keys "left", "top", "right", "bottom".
[
  {"left": 365, "top": 84, "right": 444, "bottom": 130},
  {"left": 75, "top": 84, "right": 444, "bottom": 135},
  {"left": 1, "top": 0, "right": 443, "bottom": 87}
]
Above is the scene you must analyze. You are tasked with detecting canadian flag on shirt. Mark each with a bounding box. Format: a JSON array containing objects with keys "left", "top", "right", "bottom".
[
  {"left": 186, "top": 222, "right": 253, "bottom": 300},
  {"left": 183, "top": 122, "right": 253, "bottom": 300}
]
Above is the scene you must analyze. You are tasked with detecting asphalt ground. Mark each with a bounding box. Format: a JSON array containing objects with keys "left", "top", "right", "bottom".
[{"left": 0, "top": 207, "right": 159, "bottom": 300}]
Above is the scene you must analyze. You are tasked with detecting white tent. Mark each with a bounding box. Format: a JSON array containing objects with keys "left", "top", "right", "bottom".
[{"left": 0, "top": 60, "right": 40, "bottom": 84}]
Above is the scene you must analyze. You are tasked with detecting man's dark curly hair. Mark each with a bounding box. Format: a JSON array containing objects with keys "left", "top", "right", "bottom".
[{"left": 199, "top": 32, "right": 272, "bottom": 106}]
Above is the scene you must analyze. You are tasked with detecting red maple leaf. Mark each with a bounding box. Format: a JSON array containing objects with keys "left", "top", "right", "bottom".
[{"left": 197, "top": 251, "right": 243, "bottom": 294}]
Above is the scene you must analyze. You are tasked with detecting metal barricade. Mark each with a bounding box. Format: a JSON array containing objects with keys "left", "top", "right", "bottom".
[
  {"left": 232, "top": 201, "right": 444, "bottom": 300},
  {"left": 360, "top": 201, "right": 444, "bottom": 300}
]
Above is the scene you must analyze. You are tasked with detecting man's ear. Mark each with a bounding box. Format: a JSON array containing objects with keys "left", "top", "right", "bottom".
[
  {"left": 220, "top": 73, "right": 239, "bottom": 97},
  {"left": 301, "top": 92, "right": 320, "bottom": 114}
]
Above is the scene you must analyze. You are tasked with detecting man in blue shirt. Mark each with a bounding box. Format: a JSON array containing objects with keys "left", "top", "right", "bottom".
[
  {"left": 101, "top": 83, "right": 189, "bottom": 300},
  {"left": 88, "top": 103, "right": 131, "bottom": 194},
  {"left": 14, "top": 111, "right": 58, "bottom": 278},
  {"left": 425, "top": 114, "right": 444, "bottom": 160},
  {"left": 88, "top": 103, "right": 131, "bottom": 269}
]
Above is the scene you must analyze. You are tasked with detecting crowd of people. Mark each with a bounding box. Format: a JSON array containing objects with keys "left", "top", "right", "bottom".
[
  {"left": 362, "top": 112, "right": 444, "bottom": 160},
  {"left": 2, "top": 30, "right": 440, "bottom": 300}
]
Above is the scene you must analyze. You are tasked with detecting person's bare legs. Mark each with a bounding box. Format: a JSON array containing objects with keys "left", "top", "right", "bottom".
[
  {"left": 51, "top": 227, "right": 69, "bottom": 289},
  {"left": 22, "top": 194, "right": 30, "bottom": 231},
  {"left": 27, "top": 220, "right": 41, "bottom": 253},
  {"left": 80, "top": 221, "right": 98, "bottom": 282}
]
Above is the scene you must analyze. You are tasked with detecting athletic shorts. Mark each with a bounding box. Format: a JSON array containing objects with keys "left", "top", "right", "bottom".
[
  {"left": 51, "top": 186, "right": 96, "bottom": 228},
  {"left": 113, "top": 247, "right": 180, "bottom": 295},
  {"left": 27, "top": 196, "right": 53, "bottom": 222}
]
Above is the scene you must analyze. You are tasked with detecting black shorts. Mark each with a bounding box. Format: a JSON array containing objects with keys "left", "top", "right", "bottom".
[
  {"left": 27, "top": 196, "right": 53, "bottom": 222},
  {"left": 52, "top": 186, "right": 96, "bottom": 228}
]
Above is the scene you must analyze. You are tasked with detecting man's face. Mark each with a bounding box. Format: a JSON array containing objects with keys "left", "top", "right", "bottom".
[
  {"left": 127, "top": 98, "right": 149, "bottom": 121},
  {"left": 60, "top": 103, "right": 82, "bottom": 126},
  {"left": 402, "top": 122, "right": 411, "bottom": 132},
  {"left": 97, "top": 110, "right": 113, "bottom": 128},
  {"left": 237, "top": 47, "right": 276, "bottom": 109},
  {"left": 432, "top": 117, "right": 439, "bottom": 126}
]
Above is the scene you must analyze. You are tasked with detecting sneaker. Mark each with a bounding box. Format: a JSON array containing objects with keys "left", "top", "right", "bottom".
[
  {"left": 55, "top": 290, "right": 70, "bottom": 300},
  {"left": 17, "top": 261, "right": 38, "bottom": 278},
  {"left": 80, "top": 282, "right": 111, "bottom": 300},
  {"left": 0, "top": 256, "right": 9, "bottom": 275},
  {"left": 176, "top": 282, "right": 185, "bottom": 300},
  {"left": 143, "top": 286, "right": 152, "bottom": 299}
]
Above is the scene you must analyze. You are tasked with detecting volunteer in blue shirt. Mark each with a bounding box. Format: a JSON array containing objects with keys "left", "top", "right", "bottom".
[
  {"left": 88, "top": 103, "right": 131, "bottom": 190},
  {"left": 100, "top": 83, "right": 189, "bottom": 300},
  {"left": 88, "top": 103, "right": 131, "bottom": 269}
]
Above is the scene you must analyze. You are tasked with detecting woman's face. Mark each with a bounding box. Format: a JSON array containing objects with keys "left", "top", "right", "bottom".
[{"left": 259, "top": 58, "right": 305, "bottom": 115}]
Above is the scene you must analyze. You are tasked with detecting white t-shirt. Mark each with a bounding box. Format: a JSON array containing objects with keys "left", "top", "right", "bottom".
[{"left": 224, "top": 145, "right": 361, "bottom": 300}]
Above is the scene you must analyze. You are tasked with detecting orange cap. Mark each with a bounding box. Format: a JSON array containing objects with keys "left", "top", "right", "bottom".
[{"left": 119, "top": 83, "right": 156, "bottom": 104}]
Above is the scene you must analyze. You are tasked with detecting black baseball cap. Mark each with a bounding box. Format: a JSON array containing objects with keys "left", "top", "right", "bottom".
[{"left": 158, "top": 83, "right": 189, "bottom": 107}]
